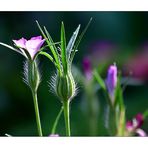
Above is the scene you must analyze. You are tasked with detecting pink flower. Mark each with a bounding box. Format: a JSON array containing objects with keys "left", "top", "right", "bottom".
[
  {"left": 126, "top": 113, "right": 144, "bottom": 130},
  {"left": 126, "top": 113, "right": 147, "bottom": 136},
  {"left": 13, "top": 36, "right": 45, "bottom": 59},
  {"left": 106, "top": 64, "right": 117, "bottom": 99}
]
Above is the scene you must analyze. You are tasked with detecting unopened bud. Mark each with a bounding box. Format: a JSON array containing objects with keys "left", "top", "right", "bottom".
[
  {"left": 106, "top": 64, "right": 117, "bottom": 99},
  {"left": 24, "top": 60, "right": 40, "bottom": 92},
  {"left": 54, "top": 72, "right": 76, "bottom": 102}
]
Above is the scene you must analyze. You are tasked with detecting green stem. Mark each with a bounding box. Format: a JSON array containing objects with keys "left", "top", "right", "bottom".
[
  {"left": 116, "top": 108, "right": 126, "bottom": 136},
  {"left": 32, "top": 90, "right": 43, "bottom": 136},
  {"left": 63, "top": 101, "right": 71, "bottom": 136},
  {"left": 51, "top": 106, "right": 63, "bottom": 134}
]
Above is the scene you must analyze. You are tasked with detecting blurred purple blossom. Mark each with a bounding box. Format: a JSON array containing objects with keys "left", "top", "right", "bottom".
[
  {"left": 123, "top": 44, "right": 148, "bottom": 81},
  {"left": 106, "top": 64, "right": 117, "bottom": 99},
  {"left": 88, "top": 40, "right": 116, "bottom": 65},
  {"left": 82, "top": 57, "right": 92, "bottom": 80},
  {"left": 135, "top": 113, "right": 144, "bottom": 128},
  {"left": 13, "top": 36, "right": 45, "bottom": 59}
]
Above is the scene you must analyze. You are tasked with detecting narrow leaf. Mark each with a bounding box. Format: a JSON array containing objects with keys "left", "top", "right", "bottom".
[
  {"left": 36, "top": 21, "right": 61, "bottom": 74},
  {"left": 70, "top": 18, "right": 92, "bottom": 63},
  {"left": 43, "top": 26, "right": 61, "bottom": 71},
  {"left": 93, "top": 69, "right": 106, "bottom": 90},
  {"left": 0, "top": 42, "right": 24, "bottom": 57},
  {"left": 39, "top": 51, "right": 59, "bottom": 70},
  {"left": 61, "top": 22, "right": 67, "bottom": 73},
  {"left": 39, "top": 51, "right": 54, "bottom": 62},
  {"left": 36, "top": 20, "right": 48, "bottom": 41},
  {"left": 66, "top": 25, "right": 80, "bottom": 61},
  {"left": 51, "top": 106, "right": 63, "bottom": 134}
]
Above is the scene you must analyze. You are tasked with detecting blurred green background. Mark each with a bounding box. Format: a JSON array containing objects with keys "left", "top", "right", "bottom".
[{"left": 0, "top": 12, "right": 148, "bottom": 136}]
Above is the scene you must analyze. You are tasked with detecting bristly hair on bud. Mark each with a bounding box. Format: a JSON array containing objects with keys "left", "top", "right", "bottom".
[
  {"left": 23, "top": 60, "right": 41, "bottom": 92},
  {"left": 36, "top": 18, "right": 92, "bottom": 102},
  {"left": 49, "top": 71, "right": 78, "bottom": 102}
]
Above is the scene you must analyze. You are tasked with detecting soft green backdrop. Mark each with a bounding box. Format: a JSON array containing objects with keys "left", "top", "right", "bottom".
[{"left": 0, "top": 12, "right": 148, "bottom": 136}]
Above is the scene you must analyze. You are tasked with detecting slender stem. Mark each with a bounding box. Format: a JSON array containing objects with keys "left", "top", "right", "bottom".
[
  {"left": 116, "top": 108, "right": 126, "bottom": 136},
  {"left": 51, "top": 106, "right": 63, "bottom": 134},
  {"left": 63, "top": 101, "right": 71, "bottom": 136},
  {"left": 32, "top": 90, "right": 43, "bottom": 136}
]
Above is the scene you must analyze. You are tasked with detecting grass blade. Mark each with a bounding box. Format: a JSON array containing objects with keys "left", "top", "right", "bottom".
[
  {"left": 0, "top": 42, "right": 24, "bottom": 57},
  {"left": 93, "top": 69, "right": 106, "bottom": 90},
  {"left": 61, "top": 22, "right": 67, "bottom": 73},
  {"left": 36, "top": 20, "right": 62, "bottom": 74},
  {"left": 70, "top": 18, "right": 92, "bottom": 63},
  {"left": 66, "top": 25, "right": 80, "bottom": 61}
]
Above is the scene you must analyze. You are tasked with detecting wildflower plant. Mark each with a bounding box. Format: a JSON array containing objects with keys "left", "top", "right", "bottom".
[
  {"left": 94, "top": 64, "right": 126, "bottom": 136},
  {"left": 0, "top": 36, "right": 45, "bottom": 136},
  {"left": 0, "top": 17, "right": 147, "bottom": 137},
  {"left": 94, "top": 64, "right": 148, "bottom": 136},
  {"left": 36, "top": 18, "right": 92, "bottom": 136},
  {"left": 73, "top": 57, "right": 99, "bottom": 135}
]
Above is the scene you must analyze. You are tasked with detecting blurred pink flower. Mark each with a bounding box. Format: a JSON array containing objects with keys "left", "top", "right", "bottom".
[
  {"left": 88, "top": 40, "right": 116, "bottom": 66},
  {"left": 126, "top": 113, "right": 146, "bottom": 136},
  {"left": 106, "top": 64, "right": 117, "bottom": 99},
  {"left": 123, "top": 46, "right": 148, "bottom": 81},
  {"left": 135, "top": 129, "right": 146, "bottom": 137},
  {"left": 82, "top": 57, "right": 92, "bottom": 80},
  {"left": 13, "top": 36, "right": 45, "bottom": 59}
]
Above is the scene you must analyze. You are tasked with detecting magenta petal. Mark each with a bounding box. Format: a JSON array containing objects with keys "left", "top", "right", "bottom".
[
  {"left": 31, "top": 36, "right": 42, "bottom": 40},
  {"left": 13, "top": 37, "right": 27, "bottom": 49},
  {"left": 25, "top": 37, "right": 45, "bottom": 59},
  {"left": 82, "top": 57, "right": 92, "bottom": 80},
  {"left": 136, "top": 128, "right": 147, "bottom": 137},
  {"left": 126, "top": 121, "right": 134, "bottom": 131},
  {"left": 135, "top": 113, "right": 144, "bottom": 128},
  {"left": 12, "top": 36, "right": 45, "bottom": 59}
]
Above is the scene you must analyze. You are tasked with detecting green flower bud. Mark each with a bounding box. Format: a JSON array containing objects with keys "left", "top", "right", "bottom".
[
  {"left": 53, "top": 72, "right": 76, "bottom": 102},
  {"left": 24, "top": 60, "right": 40, "bottom": 92}
]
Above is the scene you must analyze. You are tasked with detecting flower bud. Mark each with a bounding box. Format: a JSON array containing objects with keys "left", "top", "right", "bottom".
[
  {"left": 54, "top": 72, "right": 76, "bottom": 102},
  {"left": 24, "top": 60, "right": 40, "bottom": 92},
  {"left": 106, "top": 64, "right": 117, "bottom": 99}
]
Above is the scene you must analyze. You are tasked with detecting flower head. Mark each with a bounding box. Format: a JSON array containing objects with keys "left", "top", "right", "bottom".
[
  {"left": 13, "top": 36, "right": 45, "bottom": 60},
  {"left": 126, "top": 113, "right": 144, "bottom": 130},
  {"left": 135, "top": 113, "right": 144, "bottom": 128},
  {"left": 126, "top": 113, "right": 146, "bottom": 136},
  {"left": 106, "top": 64, "right": 117, "bottom": 99}
]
